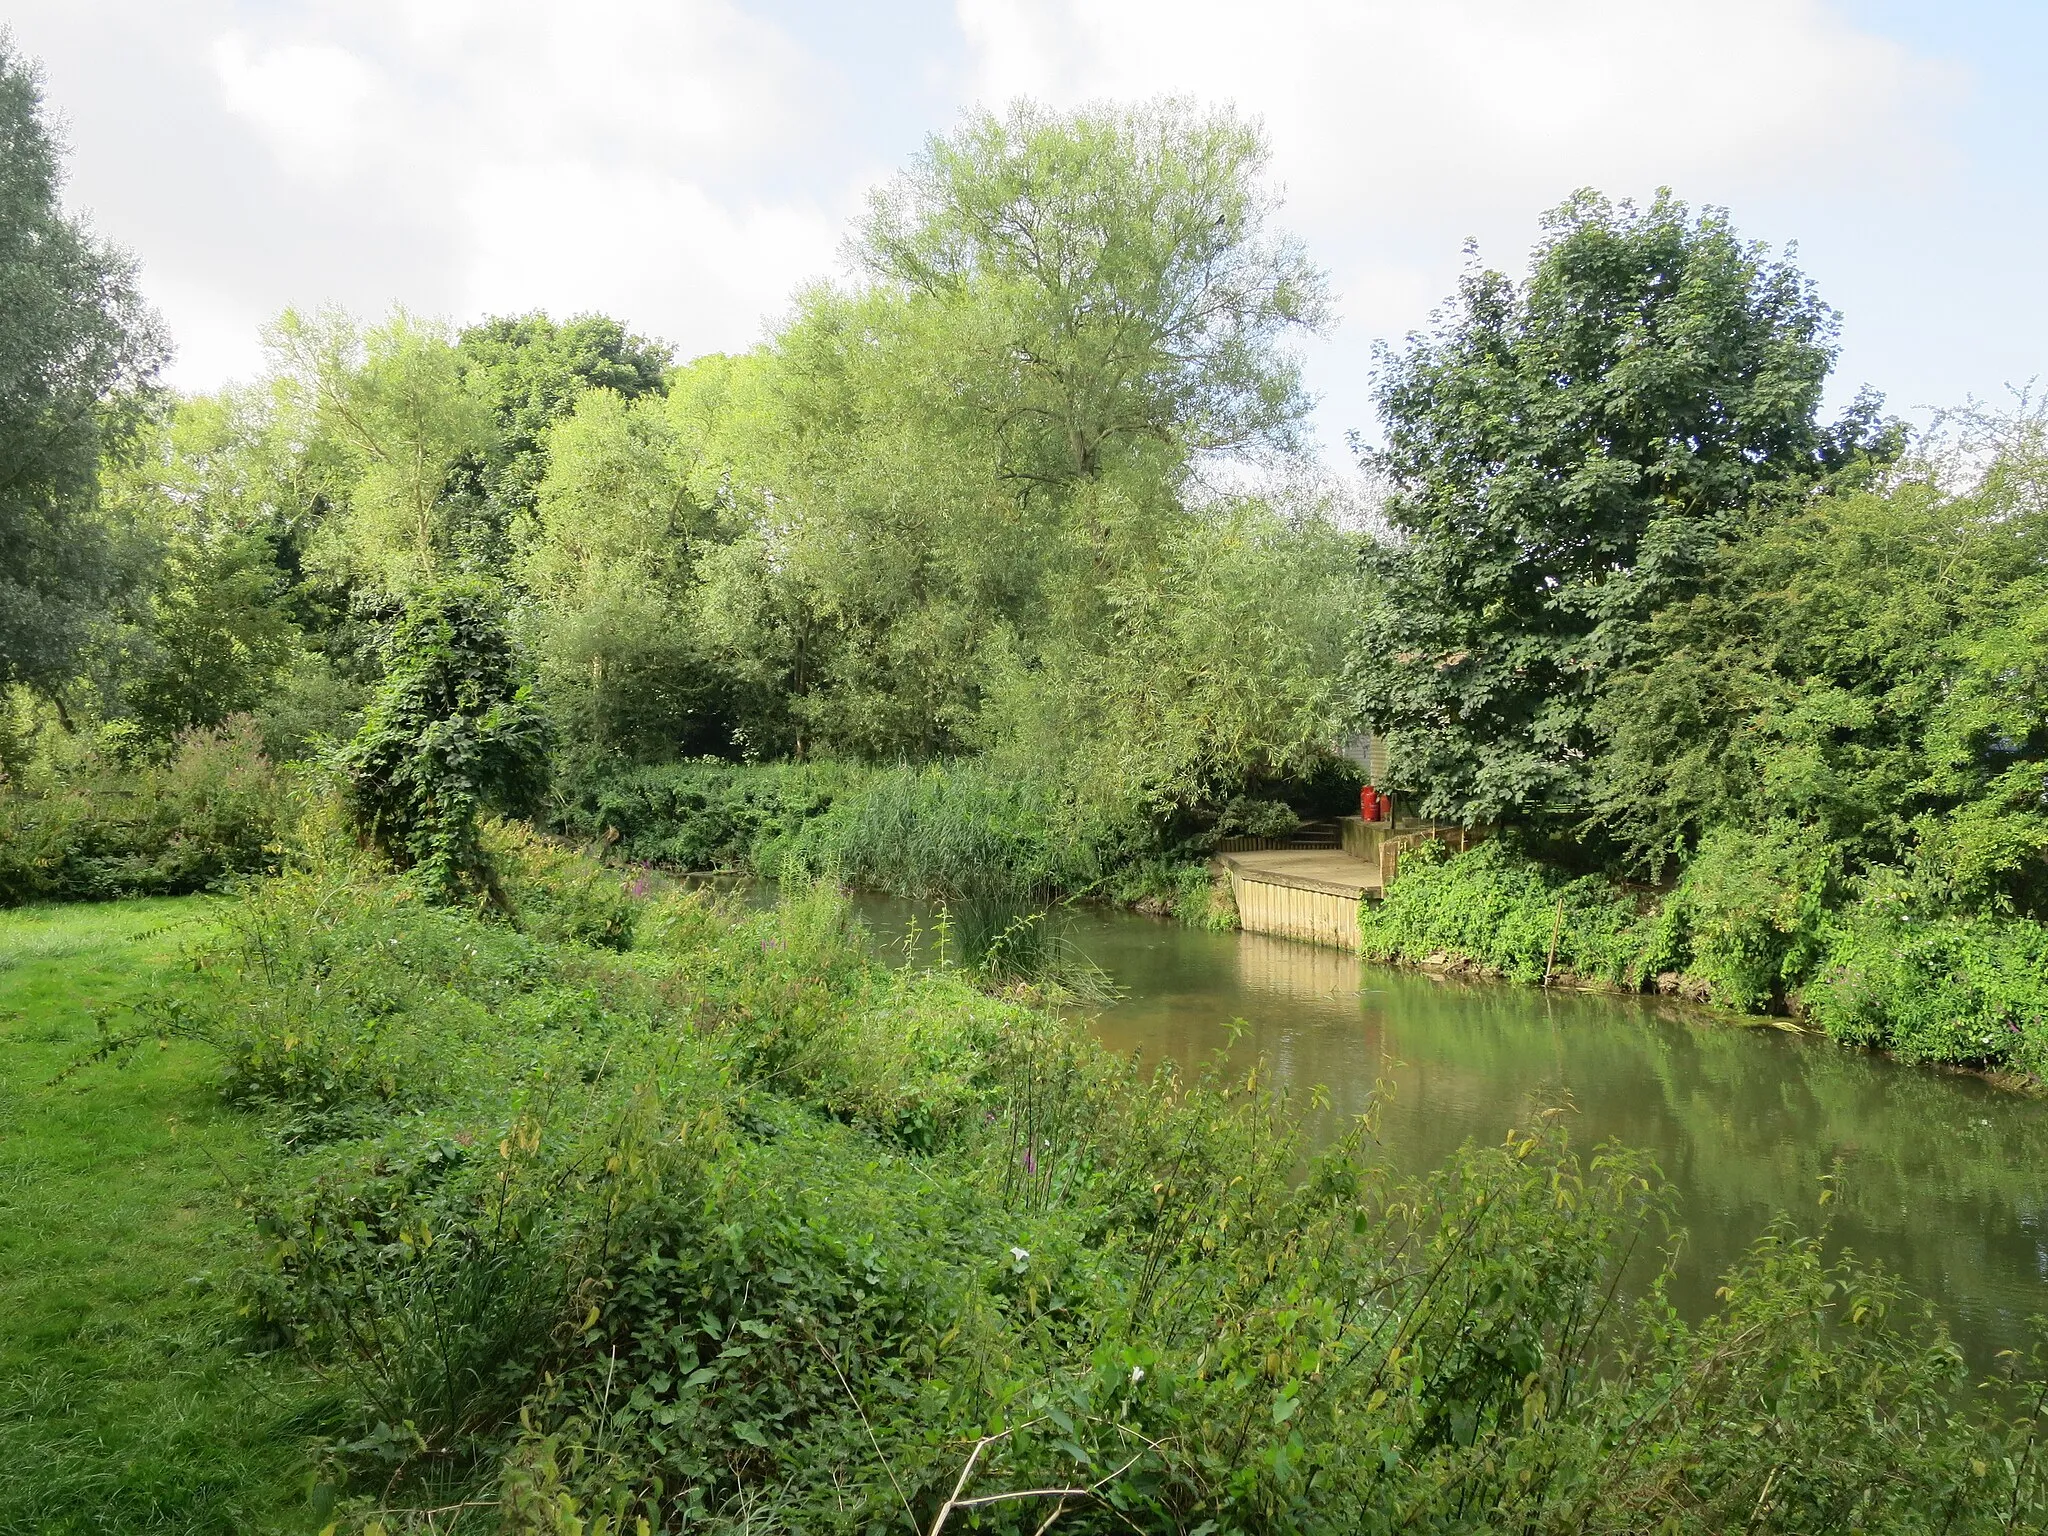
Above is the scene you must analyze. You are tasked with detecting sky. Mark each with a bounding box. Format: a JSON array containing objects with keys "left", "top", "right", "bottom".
[{"left": 9, "top": 0, "right": 2048, "bottom": 461}]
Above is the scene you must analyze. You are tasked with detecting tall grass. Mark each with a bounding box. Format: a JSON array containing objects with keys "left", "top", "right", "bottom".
[
  {"left": 0, "top": 715, "right": 288, "bottom": 905},
  {"left": 554, "top": 756, "right": 1229, "bottom": 939}
]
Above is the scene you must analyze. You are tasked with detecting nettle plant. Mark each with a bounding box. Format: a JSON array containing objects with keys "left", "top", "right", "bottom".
[{"left": 337, "top": 579, "right": 547, "bottom": 902}]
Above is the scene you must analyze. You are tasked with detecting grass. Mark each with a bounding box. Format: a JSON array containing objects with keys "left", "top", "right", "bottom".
[{"left": 0, "top": 897, "right": 323, "bottom": 1535}]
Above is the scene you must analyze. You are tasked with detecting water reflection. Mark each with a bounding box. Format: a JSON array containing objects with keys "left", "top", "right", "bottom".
[{"left": 832, "top": 891, "right": 2048, "bottom": 1370}]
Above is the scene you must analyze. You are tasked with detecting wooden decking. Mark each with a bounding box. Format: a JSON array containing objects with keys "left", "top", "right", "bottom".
[
  {"left": 1218, "top": 848, "right": 1381, "bottom": 952},
  {"left": 1218, "top": 817, "right": 1484, "bottom": 952},
  {"left": 1218, "top": 848, "right": 1381, "bottom": 899}
]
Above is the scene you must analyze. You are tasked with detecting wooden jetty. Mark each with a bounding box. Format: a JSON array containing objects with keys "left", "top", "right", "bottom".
[
  {"left": 1218, "top": 815, "right": 1485, "bottom": 952},
  {"left": 1218, "top": 846, "right": 1378, "bottom": 951}
]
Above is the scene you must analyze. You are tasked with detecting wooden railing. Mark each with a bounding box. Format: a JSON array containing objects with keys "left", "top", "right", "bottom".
[{"left": 1339, "top": 817, "right": 1488, "bottom": 890}]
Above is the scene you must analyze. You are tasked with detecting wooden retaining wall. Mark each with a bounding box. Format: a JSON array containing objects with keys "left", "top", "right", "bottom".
[
  {"left": 1225, "top": 870, "right": 1364, "bottom": 952},
  {"left": 1221, "top": 820, "right": 1489, "bottom": 954}
]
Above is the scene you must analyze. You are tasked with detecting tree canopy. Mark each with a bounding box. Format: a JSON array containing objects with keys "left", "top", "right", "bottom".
[
  {"left": 1354, "top": 191, "right": 1895, "bottom": 828},
  {"left": 0, "top": 33, "right": 166, "bottom": 700}
]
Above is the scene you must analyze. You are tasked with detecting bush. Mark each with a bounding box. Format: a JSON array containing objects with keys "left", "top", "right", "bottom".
[
  {"left": 1666, "top": 822, "right": 1835, "bottom": 1011},
  {"left": 0, "top": 715, "right": 287, "bottom": 904},
  {"left": 1807, "top": 880, "right": 2048, "bottom": 1073},
  {"left": 1357, "top": 840, "right": 1675, "bottom": 988},
  {"left": 487, "top": 820, "right": 639, "bottom": 950},
  {"left": 550, "top": 757, "right": 860, "bottom": 873}
]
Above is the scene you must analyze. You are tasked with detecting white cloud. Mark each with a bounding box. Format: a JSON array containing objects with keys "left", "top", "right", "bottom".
[
  {"left": 7, "top": 0, "right": 1976, "bottom": 443},
  {"left": 459, "top": 160, "right": 839, "bottom": 354},
  {"left": 956, "top": 0, "right": 1954, "bottom": 446},
  {"left": 212, "top": 35, "right": 389, "bottom": 179},
  {"left": 193, "top": 1, "right": 857, "bottom": 364},
  {"left": 956, "top": 0, "right": 1940, "bottom": 206},
  {"left": 12, "top": 0, "right": 872, "bottom": 391}
]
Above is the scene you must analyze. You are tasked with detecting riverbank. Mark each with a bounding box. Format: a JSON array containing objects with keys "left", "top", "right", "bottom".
[
  {"left": 553, "top": 756, "right": 1245, "bottom": 933},
  {"left": 1356, "top": 840, "right": 2048, "bottom": 1087},
  {"left": 12, "top": 865, "right": 2044, "bottom": 1531}
]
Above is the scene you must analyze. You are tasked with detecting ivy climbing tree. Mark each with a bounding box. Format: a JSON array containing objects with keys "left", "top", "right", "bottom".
[{"left": 338, "top": 578, "right": 547, "bottom": 900}]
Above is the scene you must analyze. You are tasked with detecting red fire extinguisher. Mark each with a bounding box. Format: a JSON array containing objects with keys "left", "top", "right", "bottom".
[{"left": 1360, "top": 785, "right": 1383, "bottom": 823}]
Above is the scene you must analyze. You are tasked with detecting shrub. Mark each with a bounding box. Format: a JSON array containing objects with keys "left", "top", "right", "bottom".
[
  {"left": 0, "top": 715, "right": 287, "bottom": 904},
  {"left": 486, "top": 820, "right": 638, "bottom": 950},
  {"left": 1357, "top": 840, "right": 1675, "bottom": 987},
  {"left": 1806, "top": 880, "right": 2048, "bottom": 1073},
  {"left": 549, "top": 757, "right": 859, "bottom": 873},
  {"left": 1666, "top": 822, "right": 1834, "bottom": 1010}
]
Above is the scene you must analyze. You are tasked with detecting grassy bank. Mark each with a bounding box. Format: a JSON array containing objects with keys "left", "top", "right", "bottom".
[
  {"left": 19, "top": 851, "right": 2034, "bottom": 1532},
  {"left": 0, "top": 898, "right": 327, "bottom": 1534},
  {"left": 1360, "top": 841, "right": 2048, "bottom": 1080}
]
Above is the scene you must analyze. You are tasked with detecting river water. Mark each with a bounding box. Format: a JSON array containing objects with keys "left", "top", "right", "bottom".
[{"left": 834, "top": 892, "right": 2048, "bottom": 1372}]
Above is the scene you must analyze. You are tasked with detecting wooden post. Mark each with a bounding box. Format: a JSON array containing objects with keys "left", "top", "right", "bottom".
[{"left": 1542, "top": 897, "right": 1564, "bottom": 987}]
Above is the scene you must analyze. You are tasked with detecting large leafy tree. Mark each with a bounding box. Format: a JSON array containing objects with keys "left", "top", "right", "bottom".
[
  {"left": 860, "top": 98, "right": 1329, "bottom": 489},
  {"left": 0, "top": 35, "right": 167, "bottom": 698},
  {"left": 1590, "top": 416, "right": 2048, "bottom": 902},
  {"left": 519, "top": 384, "right": 732, "bottom": 768},
  {"left": 707, "top": 98, "right": 1331, "bottom": 760},
  {"left": 1355, "top": 191, "right": 1890, "bottom": 828},
  {"left": 92, "top": 398, "right": 305, "bottom": 742},
  {"left": 455, "top": 312, "right": 671, "bottom": 557},
  {"left": 265, "top": 308, "right": 489, "bottom": 595}
]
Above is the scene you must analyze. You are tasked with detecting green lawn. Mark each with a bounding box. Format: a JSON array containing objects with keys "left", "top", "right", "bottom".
[{"left": 0, "top": 898, "right": 320, "bottom": 1534}]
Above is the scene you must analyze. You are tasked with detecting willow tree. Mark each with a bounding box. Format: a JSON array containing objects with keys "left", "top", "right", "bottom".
[
  {"left": 713, "top": 98, "right": 1332, "bottom": 760},
  {"left": 263, "top": 307, "right": 489, "bottom": 595}
]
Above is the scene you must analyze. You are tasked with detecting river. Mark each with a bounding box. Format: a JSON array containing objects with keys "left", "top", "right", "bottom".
[{"left": 836, "top": 891, "right": 2048, "bottom": 1372}]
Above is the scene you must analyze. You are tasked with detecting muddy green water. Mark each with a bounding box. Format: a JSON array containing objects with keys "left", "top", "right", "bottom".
[{"left": 832, "top": 892, "right": 2048, "bottom": 1372}]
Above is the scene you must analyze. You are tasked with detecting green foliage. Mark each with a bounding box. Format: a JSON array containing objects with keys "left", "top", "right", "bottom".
[
  {"left": 265, "top": 307, "right": 493, "bottom": 595},
  {"left": 1666, "top": 822, "right": 1835, "bottom": 1011},
  {"left": 1590, "top": 445, "right": 2048, "bottom": 876},
  {"left": 519, "top": 385, "right": 735, "bottom": 769},
  {"left": 1807, "top": 879, "right": 2048, "bottom": 1073},
  {"left": 671, "top": 99, "right": 1332, "bottom": 764},
  {"left": 0, "top": 899, "right": 328, "bottom": 1533},
  {"left": 991, "top": 498, "right": 1364, "bottom": 826},
  {"left": 0, "top": 714, "right": 287, "bottom": 905},
  {"left": 862, "top": 98, "right": 1330, "bottom": 480},
  {"left": 551, "top": 756, "right": 862, "bottom": 873},
  {"left": 1358, "top": 840, "right": 1675, "bottom": 989},
  {"left": 1916, "top": 574, "right": 2048, "bottom": 916},
  {"left": 4, "top": 88, "right": 1356, "bottom": 870},
  {"left": 790, "top": 759, "right": 1102, "bottom": 903},
  {"left": 488, "top": 819, "right": 640, "bottom": 951},
  {"left": 337, "top": 580, "right": 547, "bottom": 900},
  {"left": 455, "top": 310, "right": 672, "bottom": 542},
  {"left": 1357, "top": 190, "right": 1892, "bottom": 828},
  {"left": 0, "top": 35, "right": 167, "bottom": 699},
  {"left": 777, "top": 760, "right": 1125, "bottom": 965},
  {"left": 100, "top": 869, "right": 2047, "bottom": 1531}
]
